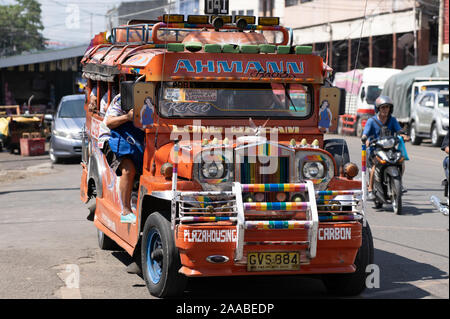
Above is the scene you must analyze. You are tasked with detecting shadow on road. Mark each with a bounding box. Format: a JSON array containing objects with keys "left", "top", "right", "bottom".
[
  {"left": 106, "top": 245, "right": 448, "bottom": 299},
  {"left": 362, "top": 248, "right": 449, "bottom": 299}
]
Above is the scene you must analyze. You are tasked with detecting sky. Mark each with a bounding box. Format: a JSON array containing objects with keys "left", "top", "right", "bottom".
[{"left": 1, "top": 0, "right": 154, "bottom": 47}]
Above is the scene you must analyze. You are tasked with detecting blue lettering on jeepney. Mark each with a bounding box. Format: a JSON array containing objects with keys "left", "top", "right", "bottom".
[
  {"left": 244, "top": 61, "right": 264, "bottom": 74},
  {"left": 173, "top": 60, "right": 304, "bottom": 75},
  {"left": 195, "top": 60, "right": 215, "bottom": 73},
  {"left": 266, "top": 61, "right": 283, "bottom": 73},
  {"left": 174, "top": 59, "right": 195, "bottom": 73},
  {"left": 286, "top": 62, "right": 304, "bottom": 74},
  {"left": 217, "top": 61, "right": 243, "bottom": 73}
]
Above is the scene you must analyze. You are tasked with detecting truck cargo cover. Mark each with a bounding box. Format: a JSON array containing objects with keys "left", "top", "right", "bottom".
[{"left": 381, "top": 59, "right": 449, "bottom": 121}]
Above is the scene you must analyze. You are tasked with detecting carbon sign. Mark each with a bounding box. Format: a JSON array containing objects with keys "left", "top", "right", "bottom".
[{"left": 204, "top": 0, "right": 229, "bottom": 14}]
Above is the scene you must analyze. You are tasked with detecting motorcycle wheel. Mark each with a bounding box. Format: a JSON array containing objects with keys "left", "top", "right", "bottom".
[{"left": 391, "top": 177, "right": 402, "bottom": 215}]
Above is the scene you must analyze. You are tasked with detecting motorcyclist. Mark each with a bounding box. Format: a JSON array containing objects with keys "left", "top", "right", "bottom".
[{"left": 361, "top": 95, "right": 408, "bottom": 200}]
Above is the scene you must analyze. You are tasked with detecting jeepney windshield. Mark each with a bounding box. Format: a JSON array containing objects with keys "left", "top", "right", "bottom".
[{"left": 159, "top": 82, "right": 312, "bottom": 118}]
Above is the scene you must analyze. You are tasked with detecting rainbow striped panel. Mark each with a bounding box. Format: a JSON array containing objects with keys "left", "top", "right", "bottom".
[
  {"left": 362, "top": 144, "right": 367, "bottom": 172},
  {"left": 242, "top": 183, "right": 307, "bottom": 192},
  {"left": 245, "top": 220, "right": 312, "bottom": 230},
  {"left": 304, "top": 154, "right": 326, "bottom": 161},
  {"left": 316, "top": 190, "right": 361, "bottom": 196},
  {"left": 181, "top": 216, "right": 236, "bottom": 222},
  {"left": 244, "top": 201, "right": 310, "bottom": 211},
  {"left": 318, "top": 215, "right": 362, "bottom": 222}
]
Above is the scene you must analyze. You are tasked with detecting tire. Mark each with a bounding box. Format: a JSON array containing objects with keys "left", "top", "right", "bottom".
[
  {"left": 391, "top": 177, "right": 402, "bottom": 215},
  {"left": 97, "top": 229, "right": 117, "bottom": 250},
  {"left": 430, "top": 124, "right": 443, "bottom": 147},
  {"left": 141, "top": 212, "right": 187, "bottom": 298},
  {"left": 410, "top": 122, "right": 422, "bottom": 145},
  {"left": 49, "top": 147, "right": 60, "bottom": 164},
  {"left": 322, "top": 222, "right": 374, "bottom": 296}
]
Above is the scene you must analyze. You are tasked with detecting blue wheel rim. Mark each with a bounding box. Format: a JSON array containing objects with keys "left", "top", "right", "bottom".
[{"left": 146, "top": 229, "right": 163, "bottom": 284}]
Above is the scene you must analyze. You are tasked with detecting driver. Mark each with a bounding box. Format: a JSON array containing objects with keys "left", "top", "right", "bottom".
[{"left": 361, "top": 96, "right": 407, "bottom": 200}]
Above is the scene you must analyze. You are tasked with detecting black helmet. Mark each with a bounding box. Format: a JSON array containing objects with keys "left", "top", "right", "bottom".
[{"left": 375, "top": 95, "right": 393, "bottom": 114}]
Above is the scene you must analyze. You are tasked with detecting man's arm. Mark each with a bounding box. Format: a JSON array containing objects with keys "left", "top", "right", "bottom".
[{"left": 106, "top": 109, "right": 133, "bottom": 129}]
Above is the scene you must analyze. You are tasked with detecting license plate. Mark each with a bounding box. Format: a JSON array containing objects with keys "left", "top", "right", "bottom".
[{"left": 247, "top": 252, "right": 300, "bottom": 272}]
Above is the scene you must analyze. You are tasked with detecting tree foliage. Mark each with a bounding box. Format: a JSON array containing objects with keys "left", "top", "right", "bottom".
[{"left": 0, "top": 0, "right": 46, "bottom": 56}]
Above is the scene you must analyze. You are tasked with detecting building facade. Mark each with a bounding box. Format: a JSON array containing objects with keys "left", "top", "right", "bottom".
[{"left": 283, "top": 0, "right": 444, "bottom": 72}]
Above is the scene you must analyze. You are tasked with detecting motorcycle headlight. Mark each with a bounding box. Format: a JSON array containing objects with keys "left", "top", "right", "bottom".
[
  {"left": 377, "top": 137, "right": 395, "bottom": 149},
  {"left": 302, "top": 161, "right": 325, "bottom": 179}
]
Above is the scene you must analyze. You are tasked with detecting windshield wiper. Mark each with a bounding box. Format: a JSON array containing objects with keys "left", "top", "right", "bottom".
[{"left": 283, "top": 84, "right": 297, "bottom": 112}]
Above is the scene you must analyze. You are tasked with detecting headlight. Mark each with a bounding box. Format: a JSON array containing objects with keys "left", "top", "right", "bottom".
[
  {"left": 53, "top": 130, "right": 79, "bottom": 139},
  {"left": 377, "top": 137, "right": 395, "bottom": 149},
  {"left": 296, "top": 151, "right": 335, "bottom": 190},
  {"left": 201, "top": 161, "right": 226, "bottom": 179},
  {"left": 302, "top": 161, "right": 325, "bottom": 179},
  {"left": 194, "top": 150, "right": 233, "bottom": 191}
]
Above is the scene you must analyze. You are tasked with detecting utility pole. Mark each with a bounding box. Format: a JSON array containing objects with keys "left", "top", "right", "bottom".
[{"left": 438, "top": 0, "right": 444, "bottom": 61}]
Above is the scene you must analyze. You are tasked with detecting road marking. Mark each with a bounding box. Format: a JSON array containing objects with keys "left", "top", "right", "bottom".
[{"left": 54, "top": 264, "right": 82, "bottom": 299}]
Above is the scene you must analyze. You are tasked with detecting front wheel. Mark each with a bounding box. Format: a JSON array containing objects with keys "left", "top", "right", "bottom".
[
  {"left": 322, "top": 222, "right": 374, "bottom": 296},
  {"left": 431, "top": 124, "right": 443, "bottom": 147},
  {"left": 141, "top": 212, "right": 187, "bottom": 298},
  {"left": 391, "top": 177, "right": 402, "bottom": 215},
  {"left": 410, "top": 123, "right": 422, "bottom": 145}
]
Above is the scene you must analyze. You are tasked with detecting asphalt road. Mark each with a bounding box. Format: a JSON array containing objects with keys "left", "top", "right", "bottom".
[{"left": 0, "top": 136, "right": 448, "bottom": 300}]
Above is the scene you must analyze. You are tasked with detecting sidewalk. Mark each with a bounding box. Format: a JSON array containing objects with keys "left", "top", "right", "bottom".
[{"left": 0, "top": 142, "right": 55, "bottom": 184}]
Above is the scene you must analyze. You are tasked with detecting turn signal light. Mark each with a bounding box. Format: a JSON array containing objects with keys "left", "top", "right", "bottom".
[
  {"left": 344, "top": 162, "right": 359, "bottom": 179},
  {"left": 162, "top": 14, "right": 184, "bottom": 23},
  {"left": 258, "top": 17, "right": 280, "bottom": 26}
]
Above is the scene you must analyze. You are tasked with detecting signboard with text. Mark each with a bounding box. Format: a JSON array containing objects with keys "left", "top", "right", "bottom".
[{"left": 204, "top": 0, "right": 229, "bottom": 15}]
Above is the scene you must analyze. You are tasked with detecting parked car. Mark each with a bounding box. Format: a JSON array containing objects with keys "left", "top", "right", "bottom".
[
  {"left": 410, "top": 89, "right": 449, "bottom": 146},
  {"left": 49, "top": 94, "right": 86, "bottom": 163}
]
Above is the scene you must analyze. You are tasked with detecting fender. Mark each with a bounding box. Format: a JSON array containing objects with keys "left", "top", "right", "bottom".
[{"left": 384, "top": 165, "right": 400, "bottom": 178}]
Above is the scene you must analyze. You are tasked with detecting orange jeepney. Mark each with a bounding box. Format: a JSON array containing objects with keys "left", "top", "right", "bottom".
[{"left": 80, "top": 14, "right": 374, "bottom": 298}]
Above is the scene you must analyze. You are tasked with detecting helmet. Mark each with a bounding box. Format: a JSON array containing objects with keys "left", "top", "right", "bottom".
[{"left": 375, "top": 95, "right": 394, "bottom": 113}]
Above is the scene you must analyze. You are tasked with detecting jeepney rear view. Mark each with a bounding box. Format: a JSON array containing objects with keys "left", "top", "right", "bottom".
[{"left": 80, "top": 13, "right": 373, "bottom": 298}]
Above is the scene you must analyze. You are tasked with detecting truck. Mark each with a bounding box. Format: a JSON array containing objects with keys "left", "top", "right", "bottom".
[
  {"left": 80, "top": 11, "right": 373, "bottom": 298},
  {"left": 333, "top": 67, "right": 401, "bottom": 136},
  {"left": 381, "top": 59, "right": 449, "bottom": 144}
]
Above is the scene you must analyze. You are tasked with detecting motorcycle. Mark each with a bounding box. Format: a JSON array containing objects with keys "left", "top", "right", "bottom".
[
  {"left": 430, "top": 156, "right": 449, "bottom": 216},
  {"left": 362, "top": 133, "right": 405, "bottom": 214}
]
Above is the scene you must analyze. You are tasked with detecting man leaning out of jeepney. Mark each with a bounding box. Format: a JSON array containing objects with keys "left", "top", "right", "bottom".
[{"left": 99, "top": 93, "right": 154, "bottom": 223}]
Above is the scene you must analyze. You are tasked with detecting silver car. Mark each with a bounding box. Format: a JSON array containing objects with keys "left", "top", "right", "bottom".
[
  {"left": 49, "top": 94, "right": 86, "bottom": 163},
  {"left": 410, "top": 89, "right": 449, "bottom": 146}
]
